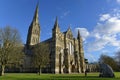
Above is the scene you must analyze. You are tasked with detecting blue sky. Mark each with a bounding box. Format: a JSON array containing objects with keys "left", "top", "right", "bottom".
[{"left": 0, "top": 0, "right": 120, "bottom": 62}]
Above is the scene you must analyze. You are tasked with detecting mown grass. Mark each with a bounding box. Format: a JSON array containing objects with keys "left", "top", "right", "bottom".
[{"left": 0, "top": 72, "right": 120, "bottom": 80}]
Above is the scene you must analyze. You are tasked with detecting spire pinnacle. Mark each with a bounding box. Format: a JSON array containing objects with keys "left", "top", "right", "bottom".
[
  {"left": 68, "top": 25, "right": 71, "bottom": 30},
  {"left": 33, "top": 3, "right": 39, "bottom": 24},
  {"left": 53, "top": 16, "right": 59, "bottom": 29},
  {"left": 55, "top": 16, "right": 58, "bottom": 26},
  {"left": 77, "top": 30, "right": 81, "bottom": 39}
]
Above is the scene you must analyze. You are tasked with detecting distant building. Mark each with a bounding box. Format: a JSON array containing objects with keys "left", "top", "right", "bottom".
[
  {"left": 24, "top": 4, "right": 86, "bottom": 74},
  {"left": 86, "top": 63, "right": 99, "bottom": 72}
]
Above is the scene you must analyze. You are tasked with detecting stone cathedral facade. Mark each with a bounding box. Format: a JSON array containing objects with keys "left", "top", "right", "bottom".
[{"left": 25, "top": 4, "right": 86, "bottom": 74}]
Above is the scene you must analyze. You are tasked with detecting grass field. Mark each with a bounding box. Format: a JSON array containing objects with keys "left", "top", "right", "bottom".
[{"left": 0, "top": 72, "right": 120, "bottom": 80}]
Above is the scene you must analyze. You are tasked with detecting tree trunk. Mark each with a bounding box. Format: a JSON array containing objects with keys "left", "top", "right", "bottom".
[
  {"left": 39, "top": 65, "right": 41, "bottom": 75},
  {"left": 0, "top": 65, "right": 5, "bottom": 76}
]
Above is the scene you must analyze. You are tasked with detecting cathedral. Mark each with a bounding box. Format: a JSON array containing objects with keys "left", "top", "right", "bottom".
[{"left": 24, "top": 4, "right": 86, "bottom": 74}]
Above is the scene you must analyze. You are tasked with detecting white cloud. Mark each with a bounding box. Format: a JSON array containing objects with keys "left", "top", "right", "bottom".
[
  {"left": 93, "top": 17, "right": 120, "bottom": 35},
  {"left": 74, "top": 28, "right": 89, "bottom": 41},
  {"left": 87, "top": 12, "right": 120, "bottom": 52},
  {"left": 85, "top": 53, "right": 97, "bottom": 62},
  {"left": 100, "top": 14, "right": 111, "bottom": 21},
  {"left": 72, "top": 9, "right": 120, "bottom": 54},
  {"left": 116, "top": 0, "right": 120, "bottom": 3},
  {"left": 116, "top": 46, "right": 120, "bottom": 51},
  {"left": 60, "top": 11, "right": 70, "bottom": 19},
  {"left": 87, "top": 39, "right": 108, "bottom": 52}
]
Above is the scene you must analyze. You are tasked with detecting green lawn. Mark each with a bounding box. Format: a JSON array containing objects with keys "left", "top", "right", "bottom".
[{"left": 0, "top": 72, "right": 120, "bottom": 80}]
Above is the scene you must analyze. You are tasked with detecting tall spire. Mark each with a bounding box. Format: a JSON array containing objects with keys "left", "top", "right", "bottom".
[
  {"left": 77, "top": 30, "right": 81, "bottom": 39},
  {"left": 33, "top": 2, "right": 39, "bottom": 24},
  {"left": 67, "top": 25, "right": 71, "bottom": 32},
  {"left": 68, "top": 25, "right": 71, "bottom": 30},
  {"left": 77, "top": 29, "right": 85, "bottom": 73},
  {"left": 53, "top": 16, "right": 59, "bottom": 29},
  {"left": 26, "top": 3, "right": 40, "bottom": 48}
]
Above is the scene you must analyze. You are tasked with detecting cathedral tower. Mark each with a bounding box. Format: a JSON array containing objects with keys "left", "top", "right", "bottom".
[
  {"left": 26, "top": 4, "right": 40, "bottom": 49},
  {"left": 52, "top": 17, "right": 60, "bottom": 37},
  {"left": 77, "top": 30, "right": 85, "bottom": 73},
  {"left": 51, "top": 17, "right": 61, "bottom": 73}
]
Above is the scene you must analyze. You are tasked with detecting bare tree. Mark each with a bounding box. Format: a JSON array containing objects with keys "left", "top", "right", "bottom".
[
  {"left": 32, "top": 43, "right": 50, "bottom": 75},
  {"left": 0, "top": 26, "right": 24, "bottom": 76}
]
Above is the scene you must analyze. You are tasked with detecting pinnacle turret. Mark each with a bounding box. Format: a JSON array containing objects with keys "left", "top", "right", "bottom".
[
  {"left": 32, "top": 3, "right": 39, "bottom": 24},
  {"left": 77, "top": 30, "right": 81, "bottom": 39},
  {"left": 68, "top": 25, "right": 71, "bottom": 31},
  {"left": 53, "top": 16, "right": 59, "bottom": 29}
]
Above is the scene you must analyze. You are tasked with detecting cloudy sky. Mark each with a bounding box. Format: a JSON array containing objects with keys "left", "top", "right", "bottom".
[{"left": 0, "top": 0, "right": 120, "bottom": 62}]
